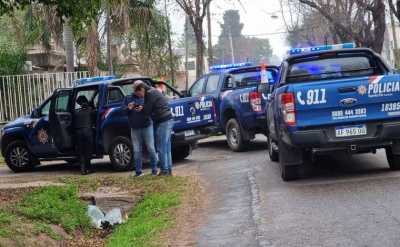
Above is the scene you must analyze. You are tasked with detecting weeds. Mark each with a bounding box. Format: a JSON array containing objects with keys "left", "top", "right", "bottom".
[{"left": 0, "top": 174, "right": 192, "bottom": 246}]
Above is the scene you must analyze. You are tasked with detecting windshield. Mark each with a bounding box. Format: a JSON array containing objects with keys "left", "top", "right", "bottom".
[{"left": 287, "top": 55, "right": 376, "bottom": 83}]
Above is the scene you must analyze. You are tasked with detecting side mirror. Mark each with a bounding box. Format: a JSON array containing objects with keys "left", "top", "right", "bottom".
[
  {"left": 180, "top": 90, "right": 188, "bottom": 97},
  {"left": 257, "top": 83, "right": 270, "bottom": 94},
  {"left": 31, "top": 109, "right": 39, "bottom": 118}
]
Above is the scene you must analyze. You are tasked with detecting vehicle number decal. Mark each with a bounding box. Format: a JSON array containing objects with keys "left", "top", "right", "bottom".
[
  {"left": 297, "top": 89, "right": 327, "bottom": 105},
  {"left": 171, "top": 105, "right": 184, "bottom": 117},
  {"left": 203, "top": 114, "right": 212, "bottom": 120},
  {"left": 381, "top": 102, "right": 400, "bottom": 116},
  {"left": 331, "top": 108, "right": 367, "bottom": 120},
  {"left": 240, "top": 93, "right": 249, "bottom": 103}
]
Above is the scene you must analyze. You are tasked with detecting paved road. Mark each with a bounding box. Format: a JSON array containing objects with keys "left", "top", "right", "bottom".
[
  {"left": 2, "top": 134, "right": 400, "bottom": 247},
  {"left": 191, "top": 135, "right": 400, "bottom": 247}
]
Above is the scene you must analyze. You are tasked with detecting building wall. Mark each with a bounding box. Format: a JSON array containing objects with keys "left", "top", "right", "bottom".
[
  {"left": 381, "top": 22, "right": 400, "bottom": 68},
  {"left": 174, "top": 56, "right": 211, "bottom": 91}
]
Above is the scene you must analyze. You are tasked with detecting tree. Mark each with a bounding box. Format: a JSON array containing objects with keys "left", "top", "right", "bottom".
[
  {"left": 213, "top": 9, "right": 272, "bottom": 65},
  {"left": 174, "top": 0, "right": 212, "bottom": 78},
  {"left": 298, "top": 0, "right": 386, "bottom": 53}
]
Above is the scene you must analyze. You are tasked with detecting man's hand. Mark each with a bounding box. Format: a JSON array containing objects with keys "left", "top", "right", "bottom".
[{"left": 128, "top": 102, "right": 134, "bottom": 110}]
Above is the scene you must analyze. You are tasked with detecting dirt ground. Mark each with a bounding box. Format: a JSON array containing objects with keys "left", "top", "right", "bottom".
[{"left": 0, "top": 161, "right": 210, "bottom": 247}]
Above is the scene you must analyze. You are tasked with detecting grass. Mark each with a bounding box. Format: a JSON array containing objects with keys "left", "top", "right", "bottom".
[
  {"left": 14, "top": 185, "right": 91, "bottom": 233},
  {"left": 0, "top": 174, "right": 190, "bottom": 246},
  {"left": 0, "top": 154, "right": 4, "bottom": 166}
]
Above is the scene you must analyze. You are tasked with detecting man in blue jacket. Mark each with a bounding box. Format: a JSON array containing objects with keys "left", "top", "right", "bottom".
[{"left": 121, "top": 85, "right": 159, "bottom": 177}]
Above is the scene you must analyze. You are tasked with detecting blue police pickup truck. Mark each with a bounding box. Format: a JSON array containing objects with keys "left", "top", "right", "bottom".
[
  {"left": 1, "top": 76, "right": 218, "bottom": 172},
  {"left": 258, "top": 43, "right": 400, "bottom": 181},
  {"left": 185, "top": 62, "right": 279, "bottom": 151}
]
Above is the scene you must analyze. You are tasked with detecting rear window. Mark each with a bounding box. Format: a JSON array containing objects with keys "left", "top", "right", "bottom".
[
  {"left": 231, "top": 70, "right": 276, "bottom": 88},
  {"left": 287, "top": 56, "right": 376, "bottom": 83}
]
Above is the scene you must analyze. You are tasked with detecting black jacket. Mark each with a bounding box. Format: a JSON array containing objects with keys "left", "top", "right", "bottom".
[
  {"left": 74, "top": 103, "right": 95, "bottom": 130},
  {"left": 141, "top": 84, "right": 173, "bottom": 125}
]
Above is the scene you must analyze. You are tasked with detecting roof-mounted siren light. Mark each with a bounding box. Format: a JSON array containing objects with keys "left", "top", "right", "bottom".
[
  {"left": 209, "top": 62, "right": 254, "bottom": 72},
  {"left": 73, "top": 75, "right": 115, "bottom": 85},
  {"left": 288, "top": 43, "right": 356, "bottom": 55}
]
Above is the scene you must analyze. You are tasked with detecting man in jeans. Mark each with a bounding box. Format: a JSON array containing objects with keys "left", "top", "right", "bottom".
[
  {"left": 121, "top": 86, "right": 158, "bottom": 178},
  {"left": 133, "top": 80, "right": 174, "bottom": 177}
]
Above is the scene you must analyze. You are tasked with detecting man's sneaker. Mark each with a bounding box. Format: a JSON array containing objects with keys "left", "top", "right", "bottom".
[
  {"left": 134, "top": 173, "right": 144, "bottom": 178},
  {"left": 151, "top": 170, "right": 158, "bottom": 176}
]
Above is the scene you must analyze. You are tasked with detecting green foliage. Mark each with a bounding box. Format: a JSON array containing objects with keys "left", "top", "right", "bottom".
[
  {"left": 0, "top": 155, "right": 4, "bottom": 165},
  {"left": 213, "top": 9, "right": 272, "bottom": 65},
  {"left": 33, "top": 222, "right": 65, "bottom": 240},
  {"left": 0, "top": 212, "right": 17, "bottom": 225},
  {"left": 0, "top": 0, "right": 102, "bottom": 24},
  {"left": 98, "top": 56, "right": 127, "bottom": 79},
  {"left": 0, "top": 45, "right": 27, "bottom": 75},
  {"left": 107, "top": 192, "right": 181, "bottom": 247},
  {"left": 218, "top": 9, "right": 244, "bottom": 46},
  {"left": 15, "top": 185, "right": 91, "bottom": 233}
]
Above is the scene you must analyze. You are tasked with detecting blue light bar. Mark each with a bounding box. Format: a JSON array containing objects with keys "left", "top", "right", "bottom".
[
  {"left": 288, "top": 43, "right": 356, "bottom": 55},
  {"left": 74, "top": 75, "right": 115, "bottom": 84},
  {"left": 210, "top": 62, "right": 253, "bottom": 71}
]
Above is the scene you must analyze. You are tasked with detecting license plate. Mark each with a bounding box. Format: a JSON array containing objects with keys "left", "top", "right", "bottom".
[
  {"left": 335, "top": 124, "right": 367, "bottom": 137},
  {"left": 184, "top": 130, "right": 195, "bottom": 136}
]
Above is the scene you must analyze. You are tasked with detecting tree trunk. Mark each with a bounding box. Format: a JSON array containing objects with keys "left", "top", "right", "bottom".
[
  {"left": 63, "top": 18, "right": 74, "bottom": 72},
  {"left": 194, "top": 20, "right": 205, "bottom": 78},
  {"left": 86, "top": 20, "right": 100, "bottom": 76}
]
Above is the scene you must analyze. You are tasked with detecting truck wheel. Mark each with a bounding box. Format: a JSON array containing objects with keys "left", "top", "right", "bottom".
[
  {"left": 4, "top": 140, "right": 36, "bottom": 173},
  {"left": 385, "top": 147, "right": 400, "bottom": 170},
  {"left": 278, "top": 138, "right": 299, "bottom": 181},
  {"left": 268, "top": 132, "right": 279, "bottom": 162},
  {"left": 172, "top": 144, "right": 190, "bottom": 161},
  {"left": 109, "top": 136, "right": 134, "bottom": 172},
  {"left": 226, "top": 118, "right": 248, "bottom": 152}
]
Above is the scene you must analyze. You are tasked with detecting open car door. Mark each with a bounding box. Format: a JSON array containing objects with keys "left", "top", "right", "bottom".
[{"left": 49, "top": 88, "right": 75, "bottom": 152}]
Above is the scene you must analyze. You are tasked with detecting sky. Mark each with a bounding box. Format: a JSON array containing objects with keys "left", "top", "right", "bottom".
[{"left": 167, "top": 0, "right": 290, "bottom": 61}]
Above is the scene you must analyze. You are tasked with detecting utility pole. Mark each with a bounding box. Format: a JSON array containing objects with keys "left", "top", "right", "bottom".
[
  {"left": 106, "top": 0, "right": 113, "bottom": 75},
  {"left": 164, "top": 0, "right": 175, "bottom": 84},
  {"left": 229, "top": 25, "right": 234, "bottom": 63},
  {"left": 390, "top": 7, "right": 400, "bottom": 68},
  {"left": 207, "top": 4, "right": 213, "bottom": 67},
  {"left": 185, "top": 15, "right": 189, "bottom": 91}
]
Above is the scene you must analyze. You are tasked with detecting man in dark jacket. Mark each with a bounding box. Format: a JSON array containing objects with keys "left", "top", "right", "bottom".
[
  {"left": 133, "top": 80, "right": 174, "bottom": 177},
  {"left": 121, "top": 87, "right": 158, "bottom": 177},
  {"left": 74, "top": 95, "right": 95, "bottom": 175}
]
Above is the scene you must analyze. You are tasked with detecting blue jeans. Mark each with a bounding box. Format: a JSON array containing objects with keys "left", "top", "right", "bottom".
[
  {"left": 156, "top": 119, "right": 174, "bottom": 174},
  {"left": 131, "top": 125, "right": 158, "bottom": 175}
]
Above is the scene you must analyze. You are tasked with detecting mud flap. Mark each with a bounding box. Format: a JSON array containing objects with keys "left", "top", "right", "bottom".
[{"left": 280, "top": 141, "right": 303, "bottom": 165}]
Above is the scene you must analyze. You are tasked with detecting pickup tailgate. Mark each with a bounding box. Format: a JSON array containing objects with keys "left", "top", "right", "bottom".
[
  {"left": 169, "top": 95, "right": 216, "bottom": 134},
  {"left": 293, "top": 74, "right": 400, "bottom": 128}
]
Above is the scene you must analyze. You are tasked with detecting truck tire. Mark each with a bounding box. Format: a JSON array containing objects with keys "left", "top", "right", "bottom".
[
  {"left": 226, "top": 118, "right": 248, "bottom": 152},
  {"left": 385, "top": 147, "right": 400, "bottom": 170},
  {"left": 172, "top": 144, "right": 190, "bottom": 161},
  {"left": 278, "top": 138, "right": 299, "bottom": 181},
  {"left": 109, "top": 136, "right": 134, "bottom": 172},
  {"left": 268, "top": 131, "right": 279, "bottom": 162},
  {"left": 4, "top": 140, "right": 36, "bottom": 172}
]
